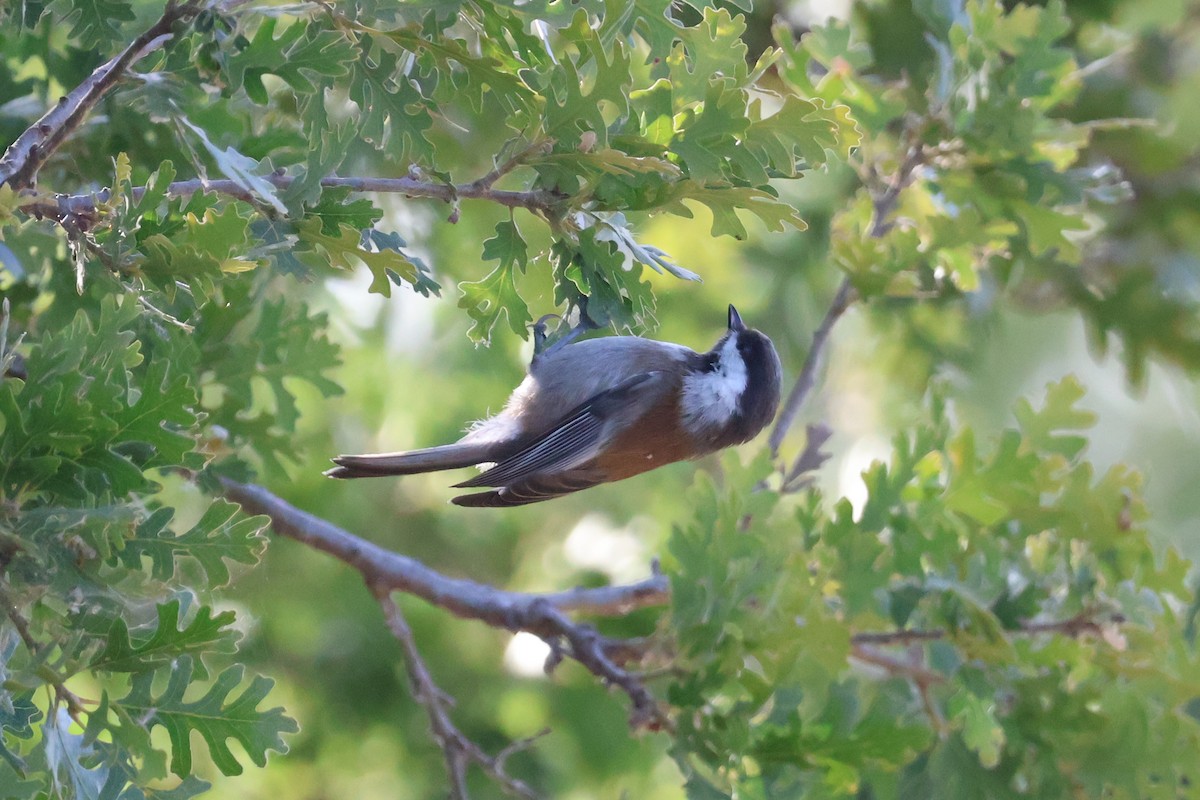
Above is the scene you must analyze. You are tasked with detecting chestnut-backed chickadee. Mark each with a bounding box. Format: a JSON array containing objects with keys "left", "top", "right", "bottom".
[{"left": 326, "top": 305, "right": 782, "bottom": 507}]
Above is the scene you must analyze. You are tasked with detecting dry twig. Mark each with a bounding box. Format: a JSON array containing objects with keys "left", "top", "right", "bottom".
[
  {"left": 376, "top": 590, "right": 543, "bottom": 800},
  {"left": 767, "top": 138, "right": 929, "bottom": 472}
]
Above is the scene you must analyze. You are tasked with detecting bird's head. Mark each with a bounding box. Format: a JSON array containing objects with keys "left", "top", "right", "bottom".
[{"left": 681, "top": 305, "right": 783, "bottom": 446}]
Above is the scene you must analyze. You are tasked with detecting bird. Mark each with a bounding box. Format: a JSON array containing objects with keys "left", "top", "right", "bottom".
[{"left": 325, "top": 305, "right": 782, "bottom": 507}]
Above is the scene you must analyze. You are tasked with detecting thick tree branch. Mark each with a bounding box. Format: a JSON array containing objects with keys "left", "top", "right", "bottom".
[
  {"left": 219, "top": 479, "right": 670, "bottom": 729},
  {"left": 0, "top": 0, "right": 203, "bottom": 190},
  {"left": 220, "top": 479, "right": 668, "bottom": 618},
  {"left": 221, "top": 476, "right": 1124, "bottom": 750},
  {"left": 376, "top": 590, "right": 542, "bottom": 800}
]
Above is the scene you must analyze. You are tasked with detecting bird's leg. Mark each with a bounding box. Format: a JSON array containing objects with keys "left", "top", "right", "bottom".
[
  {"left": 532, "top": 301, "right": 600, "bottom": 360},
  {"left": 532, "top": 314, "right": 563, "bottom": 356}
]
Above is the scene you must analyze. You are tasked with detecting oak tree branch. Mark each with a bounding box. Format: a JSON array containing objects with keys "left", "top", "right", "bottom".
[
  {"left": 376, "top": 590, "right": 542, "bottom": 800},
  {"left": 219, "top": 479, "right": 670, "bottom": 730},
  {"left": 24, "top": 174, "right": 568, "bottom": 230},
  {"left": 0, "top": 1, "right": 203, "bottom": 190},
  {"left": 767, "top": 139, "right": 928, "bottom": 468}
]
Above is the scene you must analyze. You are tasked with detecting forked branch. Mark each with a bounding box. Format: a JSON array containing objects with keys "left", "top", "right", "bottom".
[
  {"left": 219, "top": 479, "right": 670, "bottom": 729},
  {"left": 376, "top": 590, "right": 543, "bottom": 800}
]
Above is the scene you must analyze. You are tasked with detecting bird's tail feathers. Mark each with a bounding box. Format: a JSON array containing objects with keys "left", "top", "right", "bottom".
[{"left": 325, "top": 442, "right": 497, "bottom": 479}]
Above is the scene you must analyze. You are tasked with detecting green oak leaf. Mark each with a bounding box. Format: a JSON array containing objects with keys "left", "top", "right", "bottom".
[
  {"left": 295, "top": 218, "right": 424, "bottom": 296},
  {"left": 1012, "top": 376, "right": 1095, "bottom": 459},
  {"left": 117, "top": 657, "right": 297, "bottom": 777},
  {"left": 116, "top": 502, "right": 267, "bottom": 587},
  {"left": 225, "top": 18, "right": 355, "bottom": 104},
  {"left": 459, "top": 220, "right": 531, "bottom": 343},
  {"left": 89, "top": 600, "right": 239, "bottom": 676},
  {"left": 665, "top": 184, "right": 806, "bottom": 240},
  {"left": 48, "top": 0, "right": 134, "bottom": 48},
  {"left": 0, "top": 692, "right": 39, "bottom": 773}
]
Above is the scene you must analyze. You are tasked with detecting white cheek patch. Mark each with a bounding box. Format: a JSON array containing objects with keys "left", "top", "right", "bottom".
[{"left": 681, "top": 336, "right": 747, "bottom": 437}]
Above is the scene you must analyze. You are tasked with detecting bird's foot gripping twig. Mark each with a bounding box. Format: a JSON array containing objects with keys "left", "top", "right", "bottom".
[{"left": 530, "top": 307, "right": 600, "bottom": 360}]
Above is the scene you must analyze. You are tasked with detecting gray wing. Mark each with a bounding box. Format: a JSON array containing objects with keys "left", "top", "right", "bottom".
[
  {"left": 451, "top": 370, "right": 672, "bottom": 502},
  {"left": 451, "top": 472, "right": 605, "bottom": 507}
]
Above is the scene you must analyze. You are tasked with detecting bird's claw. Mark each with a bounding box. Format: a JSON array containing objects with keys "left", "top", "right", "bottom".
[
  {"left": 531, "top": 307, "right": 601, "bottom": 360},
  {"left": 532, "top": 313, "right": 564, "bottom": 356}
]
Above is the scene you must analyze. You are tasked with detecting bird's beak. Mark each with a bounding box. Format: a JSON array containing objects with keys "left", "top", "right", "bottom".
[{"left": 727, "top": 304, "right": 745, "bottom": 332}]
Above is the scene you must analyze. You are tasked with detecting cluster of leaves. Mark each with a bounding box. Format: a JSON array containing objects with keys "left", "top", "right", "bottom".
[
  {"left": 667, "top": 378, "right": 1200, "bottom": 798},
  {"left": 1066, "top": 3, "right": 1200, "bottom": 383},
  {"left": 0, "top": 0, "right": 863, "bottom": 795},
  {"left": 4, "top": 0, "right": 859, "bottom": 341},
  {"left": 654, "top": 4, "right": 1200, "bottom": 796},
  {"left": 0, "top": 295, "right": 297, "bottom": 797},
  {"left": 1, "top": 0, "right": 1197, "bottom": 796},
  {"left": 774, "top": 0, "right": 1196, "bottom": 386},
  {"left": 909, "top": 0, "right": 1094, "bottom": 266}
]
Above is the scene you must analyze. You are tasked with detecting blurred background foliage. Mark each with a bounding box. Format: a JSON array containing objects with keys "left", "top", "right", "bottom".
[{"left": 3, "top": 0, "right": 1200, "bottom": 797}]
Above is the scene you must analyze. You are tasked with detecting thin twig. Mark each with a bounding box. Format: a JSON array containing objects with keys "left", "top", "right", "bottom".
[
  {"left": 24, "top": 174, "right": 568, "bottom": 226},
  {"left": 220, "top": 478, "right": 669, "bottom": 729},
  {"left": 850, "top": 643, "right": 944, "bottom": 686},
  {"left": 767, "top": 282, "right": 854, "bottom": 458},
  {"left": 0, "top": 585, "right": 86, "bottom": 721},
  {"left": 136, "top": 294, "right": 195, "bottom": 333},
  {"left": 0, "top": 0, "right": 203, "bottom": 190},
  {"left": 0, "top": 298, "right": 27, "bottom": 381},
  {"left": 767, "top": 138, "right": 928, "bottom": 463},
  {"left": 849, "top": 610, "right": 1122, "bottom": 646},
  {"left": 779, "top": 423, "right": 833, "bottom": 492},
  {"left": 465, "top": 139, "right": 552, "bottom": 192},
  {"left": 850, "top": 608, "right": 1120, "bottom": 734},
  {"left": 376, "top": 590, "right": 542, "bottom": 800},
  {"left": 850, "top": 628, "right": 945, "bottom": 646}
]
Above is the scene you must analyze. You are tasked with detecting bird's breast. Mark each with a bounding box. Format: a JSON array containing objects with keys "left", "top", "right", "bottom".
[{"left": 592, "top": 392, "right": 696, "bottom": 481}]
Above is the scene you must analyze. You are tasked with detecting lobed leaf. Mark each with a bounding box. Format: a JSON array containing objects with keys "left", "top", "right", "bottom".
[
  {"left": 116, "top": 501, "right": 267, "bottom": 588},
  {"left": 459, "top": 220, "right": 532, "bottom": 343},
  {"left": 117, "top": 657, "right": 297, "bottom": 777},
  {"left": 89, "top": 600, "right": 239, "bottom": 676}
]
